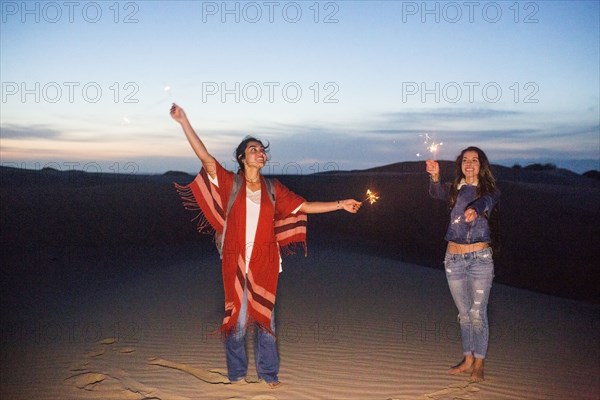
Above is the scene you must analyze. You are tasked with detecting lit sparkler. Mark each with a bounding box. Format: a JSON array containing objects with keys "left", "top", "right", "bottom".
[
  {"left": 162, "top": 81, "right": 174, "bottom": 100},
  {"left": 362, "top": 189, "right": 380, "bottom": 204},
  {"left": 416, "top": 133, "right": 443, "bottom": 159}
]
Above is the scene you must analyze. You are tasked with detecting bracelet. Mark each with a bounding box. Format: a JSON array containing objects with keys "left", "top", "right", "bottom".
[{"left": 337, "top": 200, "right": 341, "bottom": 209}]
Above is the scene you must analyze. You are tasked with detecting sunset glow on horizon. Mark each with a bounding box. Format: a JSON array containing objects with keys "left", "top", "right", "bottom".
[{"left": 1, "top": 1, "right": 598, "bottom": 174}]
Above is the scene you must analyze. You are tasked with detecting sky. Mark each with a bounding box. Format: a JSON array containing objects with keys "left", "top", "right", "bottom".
[{"left": 1, "top": 0, "right": 599, "bottom": 175}]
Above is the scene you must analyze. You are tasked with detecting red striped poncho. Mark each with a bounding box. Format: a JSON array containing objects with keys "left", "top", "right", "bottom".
[{"left": 175, "top": 161, "right": 307, "bottom": 334}]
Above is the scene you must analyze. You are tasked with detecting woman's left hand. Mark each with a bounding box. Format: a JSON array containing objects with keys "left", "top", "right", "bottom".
[
  {"left": 341, "top": 199, "right": 362, "bottom": 213},
  {"left": 464, "top": 208, "right": 478, "bottom": 223}
]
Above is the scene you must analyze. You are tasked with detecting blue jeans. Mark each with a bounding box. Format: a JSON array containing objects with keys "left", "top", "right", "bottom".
[
  {"left": 224, "top": 283, "right": 279, "bottom": 383},
  {"left": 444, "top": 247, "right": 494, "bottom": 359}
]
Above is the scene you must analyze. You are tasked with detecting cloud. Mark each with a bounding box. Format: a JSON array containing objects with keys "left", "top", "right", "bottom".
[
  {"left": 235, "top": 114, "right": 599, "bottom": 174},
  {"left": 2, "top": 109, "right": 596, "bottom": 176},
  {"left": 0, "top": 124, "right": 62, "bottom": 140},
  {"left": 548, "top": 123, "right": 600, "bottom": 137},
  {"left": 380, "top": 108, "right": 522, "bottom": 125}
]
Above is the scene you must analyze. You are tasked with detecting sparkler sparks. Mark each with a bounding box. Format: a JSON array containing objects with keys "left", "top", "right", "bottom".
[
  {"left": 363, "top": 189, "right": 380, "bottom": 204},
  {"left": 163, "top": 82, "right": 173, "bottom": 99},
  {"left": 416, "top": 133, "right": 443, "bottom": 159}
]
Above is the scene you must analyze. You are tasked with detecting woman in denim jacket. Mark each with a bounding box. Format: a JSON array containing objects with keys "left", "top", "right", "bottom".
[{"left": 426, "top": 146, "right": 500, "bottom": 382}]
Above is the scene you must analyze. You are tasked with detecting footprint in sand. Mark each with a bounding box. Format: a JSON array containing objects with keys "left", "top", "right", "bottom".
[
  {"left": 69, "top": 362, "right": 90, "bottom": 372},
  {"left": 422, "top": 381, "right": 481, "bottom": 399},
  {"left": 70, "top": 342, "right": 192, "bottom": 400},
  {"left": 73, "top": 344, "right": 274, "bottom": 400},
  {"left": 148, "top": 357, "right": 232, "bottom": 384},
  {"left": 66, "top": 367, "right": 191, "bottom": 400},
  {"left": 119, "top": 347, "right": 136, "bottom": 354},
  {"left": 207, "top": 368, "right": 260, "bottom": 384},
  {"left": 100, "top": 338, "right": 117, "bottom": 345},
  {"left": 85, "top": 349, "right": 105, "bottom": 358},
  {"left": 65, "top": 372, "right": 107, "bottom": 390},
  {"left": 388, "top": 382, "right": 481, "bottom": 400},
  {"left": 84, "top": 337, "right": 117, "bottom": 358}
]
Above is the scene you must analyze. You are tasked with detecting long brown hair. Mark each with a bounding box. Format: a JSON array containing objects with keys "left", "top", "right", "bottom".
[{"left": 449, "top": 146, "right": 497, "bottom": 209}]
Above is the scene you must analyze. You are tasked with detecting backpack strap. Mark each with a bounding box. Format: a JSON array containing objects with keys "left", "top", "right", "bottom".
[
  {"left": 216, "top": 174, "right": 241, "bottom": 258},
  {"left": 264, "top": 177, "right": 276, "bottom": 207},
  {"left": 226, "top": 174, "right": 243, "bottom": 216}
]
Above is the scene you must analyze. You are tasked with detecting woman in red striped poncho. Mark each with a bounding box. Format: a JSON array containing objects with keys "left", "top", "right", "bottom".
[{"left": 170, "top": 104, "right": 361, "bottom": 389}]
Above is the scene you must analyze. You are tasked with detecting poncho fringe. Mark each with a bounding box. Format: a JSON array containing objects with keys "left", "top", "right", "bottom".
[{"left": 174, "top": 182, "right": 214, "bottom": 234}]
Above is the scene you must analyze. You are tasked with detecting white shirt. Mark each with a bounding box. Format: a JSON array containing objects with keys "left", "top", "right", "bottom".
[
  {"left": 245, "top": 186, "right": 261, "bottom": 273},
  {"left": 208, "top": 174, "right": 301, "bottom": 273}
]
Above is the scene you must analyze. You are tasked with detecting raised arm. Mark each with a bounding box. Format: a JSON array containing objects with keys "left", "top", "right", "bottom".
[
  {"left": 426, "top": 159, "right": 450, "bottom": 201},
  {"left": 425, "top": 159, "right": 440, "bottom": 183},
  {"left": 170, "top": 103, "right": 217, "bottom": 178},
  {"left": 300, "top": 199, "right": 361, "bottom": 214}
]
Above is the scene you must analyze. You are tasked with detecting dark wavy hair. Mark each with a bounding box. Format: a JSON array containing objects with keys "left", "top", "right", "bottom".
[
  {"left": 449, "top": 146, "right": 497, "bottom": 209},
  {"left": 234, "top": 136, "right": 270, "bottom": 173}
]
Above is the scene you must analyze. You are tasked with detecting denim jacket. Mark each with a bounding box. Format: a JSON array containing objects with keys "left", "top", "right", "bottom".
[{"left": 429, "top": 180, "right": 500, "bottom": 244}]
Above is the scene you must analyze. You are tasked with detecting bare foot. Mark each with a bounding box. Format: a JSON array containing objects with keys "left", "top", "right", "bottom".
[
  {"left": 448, "top": 355, "right": 474, "bottom": 375},
  {"left": 469, "top": 358, "right": 485, "bottom": 382},
  {"left": 266, "top": 381, "right": 283, "bottom": 389}
]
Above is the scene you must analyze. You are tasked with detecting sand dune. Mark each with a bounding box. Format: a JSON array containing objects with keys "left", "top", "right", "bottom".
[
  {"left": 1, "top": 164, "right": 599, "bottom": 399},
  {"left": 2, "top": 164, "right": 599, "bottom": 302},
  {"left": 1, "top": 244, "right": 598, "bottom": 399}
]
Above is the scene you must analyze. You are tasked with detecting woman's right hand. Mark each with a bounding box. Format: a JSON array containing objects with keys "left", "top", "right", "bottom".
[
  {"left": 169, "top": 103, "right": 215, "bottom": 168},
  {"left": 170, "top": 103, "right": 187, "bottom": 124},
  {"left": 425, "top": 160, "right": 440, "bottom": 182}
]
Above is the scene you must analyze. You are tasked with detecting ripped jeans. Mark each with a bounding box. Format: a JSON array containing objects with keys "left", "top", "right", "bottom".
[{"left": 444, "top": 247, "right": 494, "bottom": 359}]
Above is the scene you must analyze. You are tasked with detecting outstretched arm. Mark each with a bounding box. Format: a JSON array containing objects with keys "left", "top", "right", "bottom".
[
  {"left": 300, "top": 199, "right": 361, "bottom": 214},
  {"left": 465, "top": 188, "right": 501, "bottom": 223},
  {"left": 170, "top": 103, "right": 217, "bottom": 178}
]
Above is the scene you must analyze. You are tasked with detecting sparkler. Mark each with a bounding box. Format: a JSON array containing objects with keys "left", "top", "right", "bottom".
[
  {"left": 117, "top": 82, "right": 174, "bottom": 126},
  {"left": 362, "top": 189, "right": 380, "bottom": 204},
  {"left": 416, "top": 133, "right": 443, "bottom": 159},
  {"left": 162, "top": 81, "right": 174, "bottom": 100}
]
